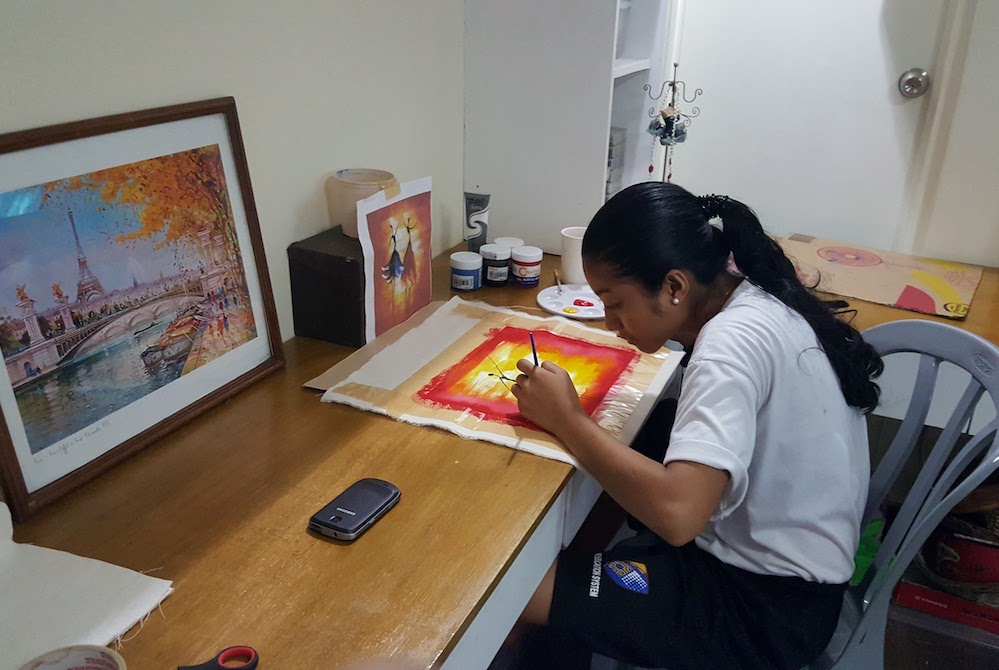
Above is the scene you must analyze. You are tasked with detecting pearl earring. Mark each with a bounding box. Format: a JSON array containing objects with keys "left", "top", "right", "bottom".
[{"left": 672, "top": 297, "right": 680, "bottom": 305}]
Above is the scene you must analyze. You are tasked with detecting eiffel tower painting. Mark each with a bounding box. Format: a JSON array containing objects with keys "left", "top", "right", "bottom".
[
  {"left": 0, "top": 141, "right": 266, "bottom": 483},
  {"left": 67, "top": 209, "right": 105, "bottom": 303}
]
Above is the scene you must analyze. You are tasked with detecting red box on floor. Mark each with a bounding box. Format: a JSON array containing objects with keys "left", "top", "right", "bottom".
[{"left": 893, "top": 579, "right": 999, "bottom": 635}]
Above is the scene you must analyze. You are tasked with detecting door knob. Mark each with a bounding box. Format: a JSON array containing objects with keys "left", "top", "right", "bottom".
[{"left": 899, "top": 68, "right": 931, "bottom": 98}]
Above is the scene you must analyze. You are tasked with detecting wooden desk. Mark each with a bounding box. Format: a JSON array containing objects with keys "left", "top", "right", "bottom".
[
  {"left": 17, "top": 239, "right": 986, "bottom": 668},
  {"left": 10, "top": 248, "right": 628, "bottom": 669}
]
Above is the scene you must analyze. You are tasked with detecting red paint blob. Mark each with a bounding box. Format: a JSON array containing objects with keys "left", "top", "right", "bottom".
[{"left": 573, "top": 299, "right": 595, "bottom": 307}]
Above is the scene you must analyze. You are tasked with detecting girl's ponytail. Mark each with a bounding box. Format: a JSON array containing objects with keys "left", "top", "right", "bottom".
[
  {"left": 706, "top": 195, "right": 884, "bottom": 412},
  {"left": 583, "top": 182, "right": 883, "bottom": 413}
]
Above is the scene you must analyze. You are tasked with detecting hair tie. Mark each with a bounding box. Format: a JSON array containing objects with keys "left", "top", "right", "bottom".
[{"left": 698, "top": 194, "right": 730, "bottom": 219}]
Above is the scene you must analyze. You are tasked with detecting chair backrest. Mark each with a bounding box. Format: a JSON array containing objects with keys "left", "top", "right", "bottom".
[{"left": 832, "top": 320, "right": 999, "bottom": 666}]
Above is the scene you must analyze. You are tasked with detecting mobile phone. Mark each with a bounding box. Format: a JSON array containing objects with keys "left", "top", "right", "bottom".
[{"left": 308, "top": 478, "right": 401, "bottom": 541}]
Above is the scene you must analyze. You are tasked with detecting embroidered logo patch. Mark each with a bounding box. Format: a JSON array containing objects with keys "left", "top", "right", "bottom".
[
  {"left": 589, "top": 552, "right": 603, "bottom": 598},
  {"left": 604, "top": 560, "right": 649, "bottom": 595}
]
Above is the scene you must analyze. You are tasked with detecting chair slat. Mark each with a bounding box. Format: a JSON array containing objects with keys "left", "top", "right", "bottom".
[
  {"left": 867, "top": 378, "right": 984, "bottom": 592},
  {"left": 864, "top": 354, "right": 939, "bottom": 523},
  {"left": 918, "top": 419, "right": 998, "bottom": 517}
]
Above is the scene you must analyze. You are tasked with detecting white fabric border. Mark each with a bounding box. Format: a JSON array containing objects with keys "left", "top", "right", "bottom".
[
  {"left": 1, "top": 503, "right": 173, "bottom": 670},
  {"left": 321, "top": 297, "right": 679, "bottom": 465}
]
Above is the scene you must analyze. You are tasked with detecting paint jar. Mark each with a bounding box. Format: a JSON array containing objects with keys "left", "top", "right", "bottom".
[
  {"left": 450, "top": 251, "right": 482, "bottom": 291},
  {"left": 492, "top": 238, "right": 524, "bottom": 281},
  {"left": 479, "top": 244, "right": 511, "bottom": 287},
  {"left": 492, "top": 236, "right": 525, "bottom": 251},
  {"left": 511, "top": 246, "right": 543, "bottom": 288}
]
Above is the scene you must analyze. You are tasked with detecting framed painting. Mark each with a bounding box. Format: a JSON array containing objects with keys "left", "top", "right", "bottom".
[{"left": 0, "top": 98, "right": 284, "bottom": 520}]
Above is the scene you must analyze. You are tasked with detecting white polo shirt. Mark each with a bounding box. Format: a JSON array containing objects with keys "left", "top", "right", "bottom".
[{"left": 663, "top": 281, "right": 870, "bottom": 584}]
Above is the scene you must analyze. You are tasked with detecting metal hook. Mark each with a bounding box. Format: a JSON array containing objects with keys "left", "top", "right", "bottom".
[
  {"left": 644, "top": 81, "right": 670, "bottom": 103},
  {"left": 674, "top": 80, "right": 703, "bottom": 105}
]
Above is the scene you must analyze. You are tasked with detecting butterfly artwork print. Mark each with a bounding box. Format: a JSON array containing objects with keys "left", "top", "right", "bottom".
[{"left": 356, "top": 178, "right": 433, "bottom": 341}]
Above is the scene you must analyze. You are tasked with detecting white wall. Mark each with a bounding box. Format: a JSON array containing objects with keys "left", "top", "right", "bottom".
[{"left": 0, "top": 0, "right": 465, "bottom": 341}]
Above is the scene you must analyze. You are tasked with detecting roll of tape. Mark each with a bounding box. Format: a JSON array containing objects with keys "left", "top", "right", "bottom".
[{"left": 19, "top": 645, "right": 126, "bottom": 670}]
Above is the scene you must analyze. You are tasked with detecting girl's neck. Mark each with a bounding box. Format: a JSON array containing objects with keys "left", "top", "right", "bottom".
[{"left": 675, "top": 275, "right": 743, "bottom": 349}]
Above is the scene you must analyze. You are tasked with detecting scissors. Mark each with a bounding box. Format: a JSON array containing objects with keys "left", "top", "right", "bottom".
[{"left": 178, "top": 646, "right": 258, "bottom": 670}]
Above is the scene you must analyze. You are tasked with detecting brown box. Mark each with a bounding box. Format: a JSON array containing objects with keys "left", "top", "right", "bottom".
[{"left": 288, "top": 226, "right": 365, "bottom": 347}]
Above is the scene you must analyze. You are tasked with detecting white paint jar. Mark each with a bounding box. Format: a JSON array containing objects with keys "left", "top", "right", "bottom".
[{"left": 492, "top": 237, "right": 525, "bottom": 251}]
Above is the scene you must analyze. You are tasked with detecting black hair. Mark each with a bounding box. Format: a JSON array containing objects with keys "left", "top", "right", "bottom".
[{"left": 582, "top": 182, "right": 883, "bottom": 413}]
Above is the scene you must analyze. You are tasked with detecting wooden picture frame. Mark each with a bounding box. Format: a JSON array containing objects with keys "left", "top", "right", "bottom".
[{"left": 0, "top": 98, "right": 284, "bottom": 520}]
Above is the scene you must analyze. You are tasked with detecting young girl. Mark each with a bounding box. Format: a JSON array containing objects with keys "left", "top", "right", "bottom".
[{"left": 509, "top": 182, "right": 883, "bottom": 669}]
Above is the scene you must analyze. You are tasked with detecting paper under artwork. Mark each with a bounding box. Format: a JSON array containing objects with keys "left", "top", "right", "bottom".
[
  {"left": 779, "top": 234, "right": 983, "bottom": 319},
  {"left": 321, "top": 298, "right": 671, "bottom": 465},
  {"left": 356, "top": 177, "right": 433, "bottom": 342}
]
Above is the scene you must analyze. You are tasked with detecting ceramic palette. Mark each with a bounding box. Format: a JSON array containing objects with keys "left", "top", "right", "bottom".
[{"left": 536, "top": 284, "right": 605, "bottom": 320}]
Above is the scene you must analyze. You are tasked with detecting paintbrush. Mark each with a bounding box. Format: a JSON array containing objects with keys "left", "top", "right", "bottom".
[
  {"left": 487, "top": 354, "right": 597, "bottom": 401},
  {"left": 529, "top": 332, "right": 539, "bottom": 366},
  {"left": 554, "top": 269, "right": 563, "bottom": 295}
]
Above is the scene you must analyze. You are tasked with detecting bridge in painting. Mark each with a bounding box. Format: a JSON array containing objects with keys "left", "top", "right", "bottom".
[{"left": 5, "top": 291, "right": 204, "bottom": 390}]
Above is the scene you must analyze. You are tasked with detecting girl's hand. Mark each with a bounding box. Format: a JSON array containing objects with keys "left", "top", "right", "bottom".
[{"left": 510, "top": 359, "right": 588, "bottom": 438}]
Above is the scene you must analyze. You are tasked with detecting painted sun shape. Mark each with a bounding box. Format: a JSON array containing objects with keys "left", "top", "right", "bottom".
[{"left": 416, "top": 326, "right": 639, "bottom": 428}]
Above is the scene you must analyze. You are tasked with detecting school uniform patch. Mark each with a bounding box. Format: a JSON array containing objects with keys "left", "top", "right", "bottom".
[
  {"left": 589, "top": 552, "right": 603, "bottom": 598},
  {"left": 604, "top": 560, "right": 649, "bottom": 595}
]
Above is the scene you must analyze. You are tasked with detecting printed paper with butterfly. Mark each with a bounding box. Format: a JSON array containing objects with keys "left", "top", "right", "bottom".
[
  {"left": 321, "top": 298, "right": 677, "bottom": 465},
  {"left": 356, "top": 177, "right": 433, "bottom": 342}
]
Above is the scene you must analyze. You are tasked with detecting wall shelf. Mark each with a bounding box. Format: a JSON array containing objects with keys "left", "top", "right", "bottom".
[
  {"left": 613, "top": 58, "right": 651, "bottom": 79},
  {"left": 464, "top": 0, "right": 671, "bottom": 253}
]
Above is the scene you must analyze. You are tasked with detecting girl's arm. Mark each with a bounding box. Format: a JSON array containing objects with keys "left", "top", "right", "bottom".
[{"left": 512, "top": 360, "right": 729, "bottom": 546}]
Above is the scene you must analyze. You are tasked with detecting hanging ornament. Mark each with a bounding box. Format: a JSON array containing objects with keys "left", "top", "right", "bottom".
[{"left": 644, "top": 63, "right": 702, "bottom": 183}]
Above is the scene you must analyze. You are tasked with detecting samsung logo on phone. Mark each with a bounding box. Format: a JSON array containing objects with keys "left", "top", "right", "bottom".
[{"left": 336, "top": 507, "right": 357, "bottom": 516}]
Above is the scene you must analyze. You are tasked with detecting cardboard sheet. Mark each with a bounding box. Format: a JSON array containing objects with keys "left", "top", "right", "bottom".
[
  {"left": 0, "top": 503, "right": 173, "bottom": 670},
  {"left": 779, "top": 234, "right": 983, "bottom": 319},
  {"left": 318, "top": 298, "right": 675, "bottom": 466}
]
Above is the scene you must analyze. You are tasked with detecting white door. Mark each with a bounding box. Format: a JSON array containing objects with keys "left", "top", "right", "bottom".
[
  {"left": 911, "top": 1, "right": 999, "bottom": 268},
  {"left": 670, "top": 1, "right": 996, "bottom": 431},
  {"left": 668, "top": 0, "right": 948, "bottom": 252}
]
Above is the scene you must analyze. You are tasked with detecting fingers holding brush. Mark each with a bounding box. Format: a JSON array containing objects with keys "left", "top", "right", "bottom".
[{"left": 512, "top": 358, "right": 586, "bottom": 435}]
